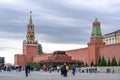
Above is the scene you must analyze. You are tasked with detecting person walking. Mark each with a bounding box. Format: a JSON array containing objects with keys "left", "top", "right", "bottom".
[
  {"left": 61, "top": 65, "right": 64, "bottom": 75},
  {"left": 63, "top": 63, "right": 67, "bottom": 77},
  {"left": 28, "top": 64, "right": 31, "bottom": 74},
  {"left": 25, "top": 64, "right": 29, "bottom": 77},
  {"left": 71, "top": 64, "right": 76, "bottom": 76},
  {"left": 43, "top": 64, "right": 47, "bottom": 72}
]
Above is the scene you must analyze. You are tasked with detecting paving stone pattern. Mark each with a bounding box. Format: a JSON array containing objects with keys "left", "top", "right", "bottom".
[{"left": 0, "top": 71, "right": 120, "bottom": 80}]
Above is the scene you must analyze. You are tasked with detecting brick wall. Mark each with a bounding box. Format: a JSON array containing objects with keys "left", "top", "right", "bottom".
[
  {"left": 66, "top": 48, "right": 89, "bottom": 64},
  {"left": 14, "top": 54, "right": 26, "bottom": 67},
  {"left": 98, "top": 43, "right": 120, "bottom": 62},
  {"left": 33, "top": 54, "right": 52, "bottom": 63},
  {"left": 23, "top": 44, "right": 38, "bottom": 62}
]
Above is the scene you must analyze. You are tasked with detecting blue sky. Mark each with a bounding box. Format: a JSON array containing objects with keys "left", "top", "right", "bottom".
[{"left": 0, "top": 0, "right": 120, "bottom": 64}]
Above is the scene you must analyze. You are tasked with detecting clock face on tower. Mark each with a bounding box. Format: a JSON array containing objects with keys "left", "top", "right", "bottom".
[{"left": 30, "top": 35, "right": 33, "bottom": 39}]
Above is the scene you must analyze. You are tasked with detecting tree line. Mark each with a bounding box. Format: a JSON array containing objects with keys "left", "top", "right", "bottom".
[{"left": 97, "top": 56, "right": 120, "bottom": 66}]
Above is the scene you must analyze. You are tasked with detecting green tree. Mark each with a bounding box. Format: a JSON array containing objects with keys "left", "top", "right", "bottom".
[
  {"left": 85, "top": 63, "right": 88, "bottom": 67},
  {"left": 118, "top": 59, "right": 120, "bottom": 66},
  {"left": 27, "top": 62, "right": 34, "bottom": 66},
  {"left": 97, "top": 57, "right": 101, "bottom": 66},
  {"left": 78, "top": 61, "right": 84, "bottom": 67},
  {"left": 75, "top": 63, "right": 78, "bottom": 67},
  {"left": 100, "top": 56, "right": 107, "bottom": 66},
  {"left": 46, "top": 62, "right": 54, "bottom": 67},
  {"left": 111, "top": 57, "right": 117, "bottom": 66},
  {"left": 107, "top": 58, "right": 111, "bottom": 66},
  {"left": 33, "top": 62, "right": 40, "bottom": 68},
  {"left": 38, "top": 52, "right": 44, "bottom": 55},
  {"left": 90, "top": 60, "right": 94, "bottom": 66}
]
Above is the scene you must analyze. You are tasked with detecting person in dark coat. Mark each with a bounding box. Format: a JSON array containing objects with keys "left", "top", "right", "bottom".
[
  {"left": 28, "top": 64, "right": 31, "bottom": 74},
  {"left": 25, "top": 64, "right": 29, "bottom": 77},
  {"left": 63, "top": 63, "right": 67, "bottom": 77},
  {"left": 61, "top": 65, "right": 64, "bottom": 75}
]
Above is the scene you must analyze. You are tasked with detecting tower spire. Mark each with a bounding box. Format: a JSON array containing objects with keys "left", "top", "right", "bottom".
[
  {"left": 25, "top": 11, "right": 37, "bottom": 44},
  {"left": 29, "top": 11, "right": 33, "bottom": 25},
  {"left": 95, "top": 17, "right": 98, "bottom": 22}
]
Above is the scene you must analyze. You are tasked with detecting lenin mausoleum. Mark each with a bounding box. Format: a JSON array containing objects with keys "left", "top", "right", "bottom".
[{"left": 14, "top": 12, "right": 120, "bottom": 67}]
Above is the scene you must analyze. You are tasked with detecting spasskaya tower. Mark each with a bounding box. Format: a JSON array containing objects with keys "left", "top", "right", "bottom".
[
  {"left": 23, "top": 11, "right": 41, "bottom": 63},
  {"left": 14, "top": 11, "right": 42, "bottom": 66}
]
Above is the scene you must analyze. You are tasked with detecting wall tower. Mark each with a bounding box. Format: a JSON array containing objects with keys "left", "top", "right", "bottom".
[{"left": 88, "top": 18, "right": 105, "bottom": 65}]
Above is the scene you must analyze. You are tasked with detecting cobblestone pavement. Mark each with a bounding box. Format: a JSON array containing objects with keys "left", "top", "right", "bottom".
[{"left": 0, "top": 71, "right": 120, "bottom": 80}]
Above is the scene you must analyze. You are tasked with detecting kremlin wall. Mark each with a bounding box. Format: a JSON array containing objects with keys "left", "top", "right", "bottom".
[{"left": 14, "top": 12, "right": 120, "bottom": 67}]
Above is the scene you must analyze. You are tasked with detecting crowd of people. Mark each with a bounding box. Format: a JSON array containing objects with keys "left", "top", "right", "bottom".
[
  {"left": 0, "top": 63, "right": 76, "bottom": 77},
  {"left": 25, "top": 63, "right": 76, "bottom": 77},
  {"left": 0, "top": 63, "right": 116, "bottom": 77},
  {"left": 0, "top": 65, "right": 22, "bottom": 72},
  {"left": 60, "top": 63, "right": 76, "bottom": 77}
]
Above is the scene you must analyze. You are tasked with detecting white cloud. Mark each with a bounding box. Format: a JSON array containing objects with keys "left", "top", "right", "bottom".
[
  {"left": 64, "top": 0, "right": 109, "bottom": 8},
  {"left": 0, "top": 38, "right": 22, "bottom": 64},
  {"left": 0, "top": 0, "right": 42, "bottom": 12},
  {"left": 59, "top": 0, "right": 120, "bottom": 13},
  {"left": 41, "top": 42, "right": 87, "bottom": 53},
  {"left": 39, "top": 13, "right": 88, "bottom": 27},
  {"left": 0, "top": 37, "right": 87, "bottom": 64},
  {"left": 0, "top": 0, "right": 18, "bottom": 4}
]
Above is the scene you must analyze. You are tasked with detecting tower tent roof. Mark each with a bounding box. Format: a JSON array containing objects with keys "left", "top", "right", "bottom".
[
  {"left": 95, "top": 17, "right": 98, "bottom": 22},
  {"left": 29, "top": 11, "right": 33, "bottom": 25},
  {"left": 91, "top": 18, "right": 103, "bottom": 38}
]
